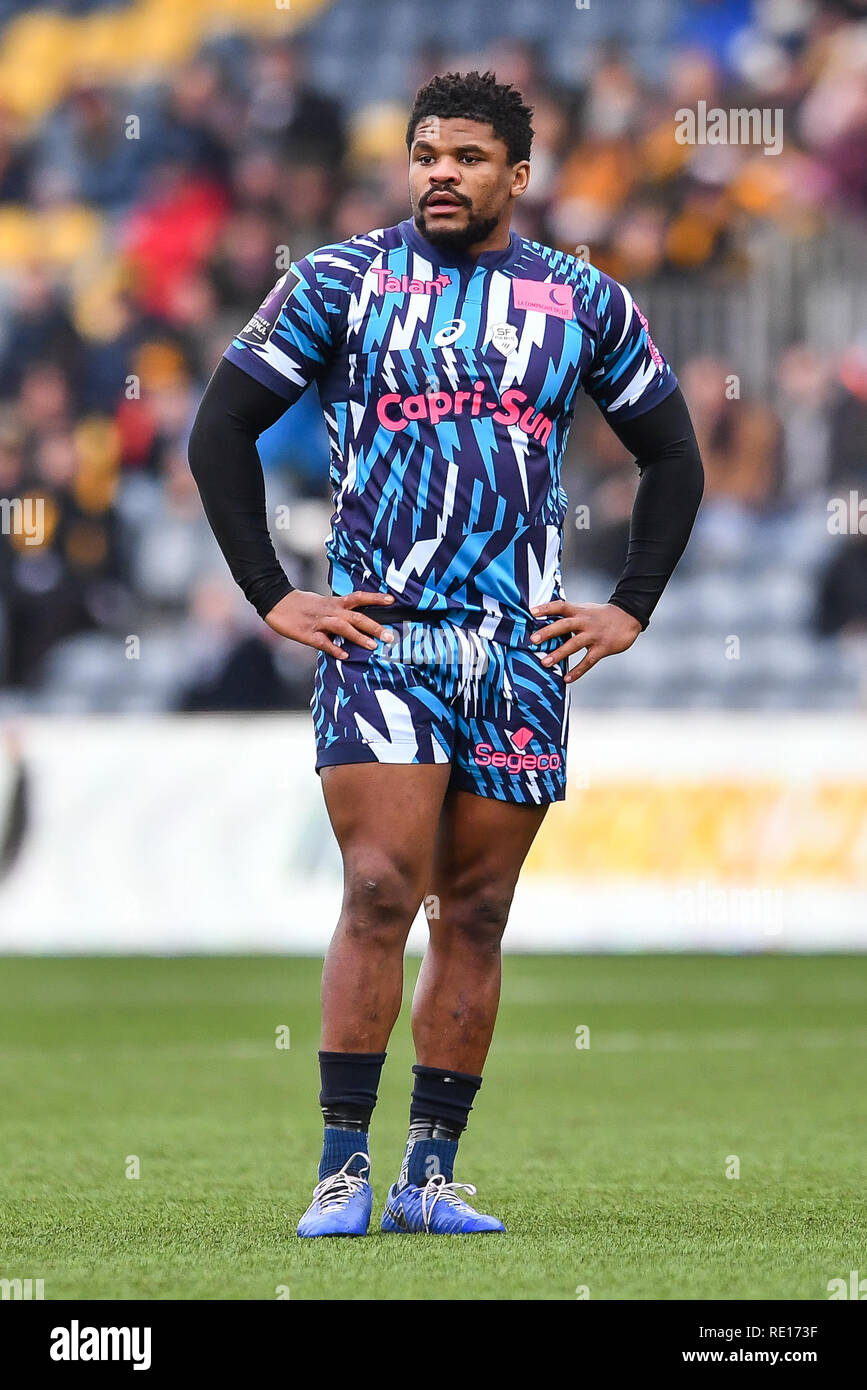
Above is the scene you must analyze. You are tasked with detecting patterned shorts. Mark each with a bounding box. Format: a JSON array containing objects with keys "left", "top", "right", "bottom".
[{"left": 310, "top": 617, "right": 571, "bottom": 805}]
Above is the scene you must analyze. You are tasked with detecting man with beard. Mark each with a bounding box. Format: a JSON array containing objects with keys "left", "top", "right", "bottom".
[{"left": 189, "top": 71, "right": 703, "bottom": 1236}]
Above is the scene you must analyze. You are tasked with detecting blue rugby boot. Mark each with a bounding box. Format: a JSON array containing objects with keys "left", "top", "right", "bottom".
[
  {"left": 296, "top": 1152, "right": 372, "bottom": 1237},
  {"left": 381, "top": 1173, "right": 505, "bottom": 1235}
]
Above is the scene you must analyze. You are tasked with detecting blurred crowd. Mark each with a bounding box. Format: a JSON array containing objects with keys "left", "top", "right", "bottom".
[{"left": 0, "top": 0, "right": 866, "bottom": 710}]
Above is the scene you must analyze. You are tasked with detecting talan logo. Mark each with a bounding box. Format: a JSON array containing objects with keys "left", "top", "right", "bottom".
[
  {"left": 371, "top": 268, "right": 452, "bottom": 297},
  {"left": 50, "top": 1320, "right": 152, "bottom": 1371}
]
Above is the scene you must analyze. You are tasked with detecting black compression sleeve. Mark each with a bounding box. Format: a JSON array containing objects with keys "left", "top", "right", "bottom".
[
  {"left": 601, "top": 386, "right": 704, "bottom": 630},
  {"left": 188, "top": 357, "right": 296, "bottom": 620}
]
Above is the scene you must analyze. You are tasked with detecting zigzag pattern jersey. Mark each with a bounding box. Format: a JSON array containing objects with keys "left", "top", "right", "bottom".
[{"left": 224, "top": 217, "right": 678, "bottom": 651}]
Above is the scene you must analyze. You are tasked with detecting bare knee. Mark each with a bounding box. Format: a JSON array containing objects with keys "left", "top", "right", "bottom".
[
  {"left": 340, "top": 853, "right": 423, "bottom": 946},
  {"left": 436, "top": 884, "right": 514, "bottom": 954}
]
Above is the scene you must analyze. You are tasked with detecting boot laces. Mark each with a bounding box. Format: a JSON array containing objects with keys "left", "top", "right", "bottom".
[
  {"left": 312, "top": 1153, "right": 369, "bottom": 1211},
  {"left": 420, "top": 1172, "right": 478, "bottom": 1228}
]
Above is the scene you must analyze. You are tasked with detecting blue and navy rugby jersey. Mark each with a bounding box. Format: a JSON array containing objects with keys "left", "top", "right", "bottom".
[{"left": 224, "top": 218, "right": 677, "bottom": 649}]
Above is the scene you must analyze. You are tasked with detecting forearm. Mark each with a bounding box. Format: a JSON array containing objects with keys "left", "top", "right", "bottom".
[
  {"left": 605, "top": 387, "right": 704, "bottom": 629},
  {"left": 188, "top": 358, "right": 294, "bottom": 619}
]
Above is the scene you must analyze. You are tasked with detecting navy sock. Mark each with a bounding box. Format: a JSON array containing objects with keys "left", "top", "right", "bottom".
[
  {"left": 317, "top": 1050, "right": 386, "bottom": 1180},
  {"left": 399, "top": 1065, "right": 483, "bottom": 1188},
  {"left": 319, "top": 1126, "right": 371, "bottom": 1182},
  {"left": 401, "top": 1125, "right": 458, "bottom": 1186}
]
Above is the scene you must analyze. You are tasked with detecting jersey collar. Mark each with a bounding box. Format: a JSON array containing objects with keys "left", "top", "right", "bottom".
[{"left": 399, "top": 217, "right": 520, "bottom": 274}]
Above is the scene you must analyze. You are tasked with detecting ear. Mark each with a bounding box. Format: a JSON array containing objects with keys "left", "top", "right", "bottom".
[{"left": 510, "top": 161, "right": 531, "bottom": 199}]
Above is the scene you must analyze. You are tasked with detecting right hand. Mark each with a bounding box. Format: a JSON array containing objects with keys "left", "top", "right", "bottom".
[{"left": 264, "top": 589, "right": 396, "bottom": 660}]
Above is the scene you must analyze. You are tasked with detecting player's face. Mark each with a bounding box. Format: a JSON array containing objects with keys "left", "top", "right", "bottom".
[{"left": 408, "top": 116, "right": 529, "bottom": 254}]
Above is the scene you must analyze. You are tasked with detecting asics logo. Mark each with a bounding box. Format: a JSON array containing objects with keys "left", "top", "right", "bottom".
[
  {"left": 376, "top": 382, "right": 553, "bottom": 444},
  {"left": 474, "top": 727, "right": 562, "bottom": 773},
  {"left": 371, "top": 268, "right": 452, "bottom": 296},
  {"left": 434, "top": 318, "right": 466, "bottom": 346}
]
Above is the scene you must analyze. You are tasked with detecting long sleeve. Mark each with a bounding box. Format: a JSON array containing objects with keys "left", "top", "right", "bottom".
[
  {"left": 602, "top": 385, "right": 704, "bottom": 629},
  {"left": 188, "top": 357, "right": 295, "bottom": 619}
]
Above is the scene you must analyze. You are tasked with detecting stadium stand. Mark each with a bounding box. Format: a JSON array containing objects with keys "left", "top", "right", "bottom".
[{"left": 0, "top": 0, "right": 866, "bottom": 712}]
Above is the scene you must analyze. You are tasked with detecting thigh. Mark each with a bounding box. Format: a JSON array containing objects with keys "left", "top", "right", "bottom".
[
  {"left": 427, "top": 784, "right": 549, "bottom": 908},
  {"left": 451, "top": 646, "right": 571, "bottom": 806},
  {"left": 314, "top": 636, "right": 458, "bottom": 889},
  {"left": 321, "top": 761, "right": 453, "bottom": 892}
]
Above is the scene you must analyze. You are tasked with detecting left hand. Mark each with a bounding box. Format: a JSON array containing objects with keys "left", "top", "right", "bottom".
[{"left": 530, "top": 600, "right": 642, "bottom": 684}]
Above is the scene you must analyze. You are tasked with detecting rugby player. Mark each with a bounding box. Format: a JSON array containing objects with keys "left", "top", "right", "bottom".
[{"left": 189, "top": 71, "right": 703, "bottom": 1236}]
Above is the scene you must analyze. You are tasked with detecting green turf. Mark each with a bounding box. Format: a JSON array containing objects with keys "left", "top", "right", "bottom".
[{"left": 1, "top": 954, "right": 865, "bottom": 1300}]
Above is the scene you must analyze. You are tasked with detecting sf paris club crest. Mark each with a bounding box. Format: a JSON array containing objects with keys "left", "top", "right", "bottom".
[{"left": 489, "top": 322, "right": 518, "bottom": 357}]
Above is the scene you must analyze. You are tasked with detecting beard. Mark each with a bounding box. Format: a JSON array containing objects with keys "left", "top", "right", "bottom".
[{"left": 413, "top": 204, "right": 500, "bottom": 255}]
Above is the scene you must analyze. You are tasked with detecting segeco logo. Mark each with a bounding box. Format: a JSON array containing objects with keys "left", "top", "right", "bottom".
[
  {"left": 376, "top": 381, "right": 553, "bottom": 444},
  {"left": 474, "top": 726, "right": 561, "bottom": 774}
]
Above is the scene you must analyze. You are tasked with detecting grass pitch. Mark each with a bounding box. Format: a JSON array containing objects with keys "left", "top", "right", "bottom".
[{"left": 1, "top": 954, "right": 865, "bottom": 1300}]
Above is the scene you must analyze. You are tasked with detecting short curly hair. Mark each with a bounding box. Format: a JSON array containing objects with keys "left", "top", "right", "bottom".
[{"left": 406, "top": 70, "right": 534, "bottom": 165}]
